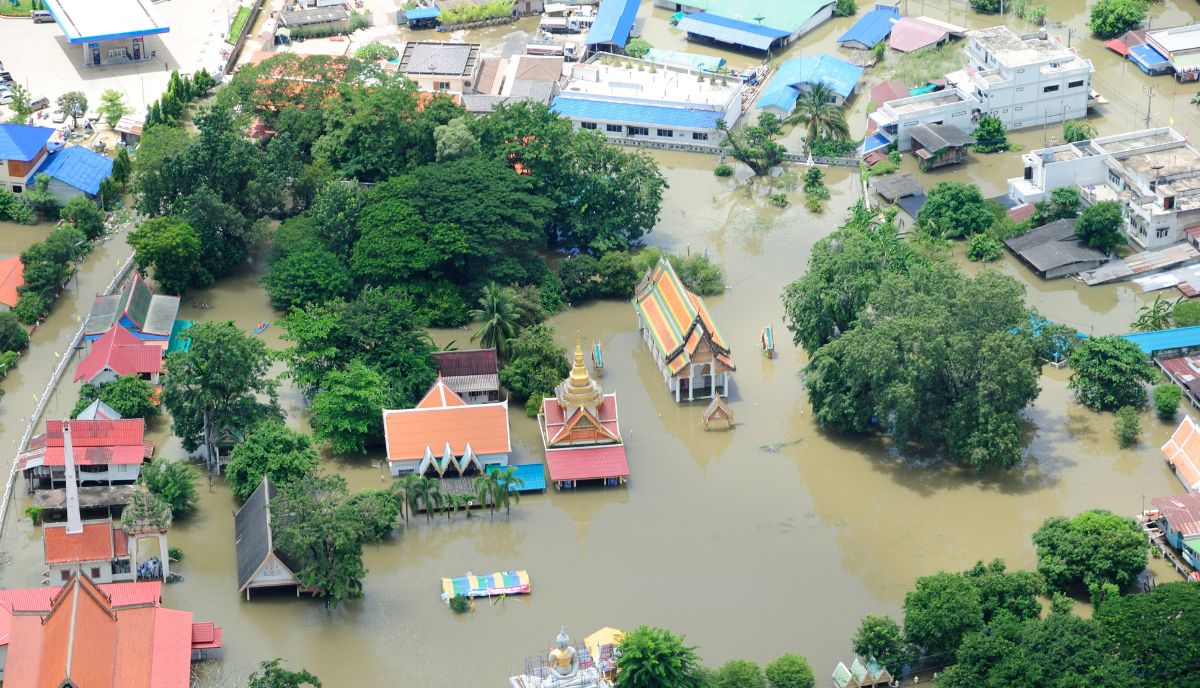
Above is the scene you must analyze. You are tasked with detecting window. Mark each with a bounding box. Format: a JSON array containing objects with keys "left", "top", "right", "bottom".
[
  {"left": 1017, "top": 68, "right": 1025, "bottom": 73},
  {"left": 90, "top": 567, "right": 101, "bottom": 579},
  {"left": 60, "top": 570, "right": 70, "bottom": 582},
  {"left": 1157, "top": 227, "right": 1169, "bottom": 238},
  {"left": 606, "top": 124, "right": 622, "bottom": 133},
  {"left": 952, "top": 111, "right": 967, "bottom": 117},
  {"left": 1016, "top": 87, "right": 1024, "bottom": 92},
  {"left": 434, "top": 81, "right": 451, "bottom": 90},
  {"left": 580, "top": 122, "right": 597, "bottom": 130},
  {"left": 656, "top": 129, "right": 674, "bottom": 137},
  {"left": 1043, "top": 84, "right": 1059, "bottom": 93},
  {"left": 1108, "top": 169, "right": 1121, "bottom": 186},
  {"left": 1015, "top": 106, "right": 1023, "bottom": 111},
  {"left": 627, "top": 126, "right": 649, "bottom": 136},
  {"left": 693, "top": 132, "right": 708, "bottom": 141},
  {"left": 11, "top": 185, "right": 21, "bottom": 194},
  {"left": 1069, "top": 79, "right": 1085, "bottom": 88}
]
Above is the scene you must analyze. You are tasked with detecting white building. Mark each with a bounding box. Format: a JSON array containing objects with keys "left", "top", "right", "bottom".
[
  {"left": 868, "top": 26, "right": 1095, "bottom": 152},
  {"left": 1007, "top": 127, "right": 1200, "bottom": 250},
  {"left": 550, "top": 55, "right": 744, "bottom": 145}
]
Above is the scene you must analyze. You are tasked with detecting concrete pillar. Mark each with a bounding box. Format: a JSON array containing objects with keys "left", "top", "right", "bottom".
[{"left": 158, "top": 533, "right": 169, "bottom": 579}]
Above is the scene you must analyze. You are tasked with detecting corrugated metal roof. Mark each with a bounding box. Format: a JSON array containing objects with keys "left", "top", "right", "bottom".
[
  {"left": 36, "top": 145, "right": 114, "bottom": 196},
  {"left": 889, "top": 16, "right": 951, "bottom": 52},
  {"left": 677, "top": 12, "right": 789, "bottom": 51},
  {"left": 837, "top": 5, "right": 900, "bottom": 49},
  {"left": 585, "top": 0, "right": 639, "bottom": 47},
  {"left": 404, "top": 6, "right": 440, "bottom": 19},
  {"left": 756, "top": 54, "right": 863, "bottom": 110},
  {"left": 0, "top": 124, "right": 54, "bottom": 163},
  {"left": 433, "top": 348, "right": 499, "bottom": 377},
  {"left": 1151, "top": 493, "right": 1200, "bottom": 534},
  {"left": 1122, "top": 325, "right": 1200, "bottom": 355},
  {"left": 551, "top": 96, "right": 722, "bottom": 129},
  {"left": 545, "top": 444, "right": 629, "bottom": 482}
]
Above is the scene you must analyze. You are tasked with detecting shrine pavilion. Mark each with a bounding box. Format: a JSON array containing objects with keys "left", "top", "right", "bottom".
[{"left": 538, "top": 340, "right": 629, "bottom": 489}]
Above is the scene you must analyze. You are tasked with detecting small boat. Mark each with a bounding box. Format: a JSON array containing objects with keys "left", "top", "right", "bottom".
[
  {"left": 253, "top": 321, "right": 269, "bottom": 334},
  {"left": 761, "top": 325, "right": 774, "bottom": 359},
  {"left": 592, "top": 342, "right": 604, "bottom": 374},
  {"left": 440, "top": 570, "right": 530, "bottom": 602}
]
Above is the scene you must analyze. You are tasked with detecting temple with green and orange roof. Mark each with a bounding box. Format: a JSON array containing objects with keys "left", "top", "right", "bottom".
[{"left": 632, "top": 257, "right": 734, "bottom": 402}]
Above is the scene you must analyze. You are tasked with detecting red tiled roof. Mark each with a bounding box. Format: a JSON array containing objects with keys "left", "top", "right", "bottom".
[
  {"left": 20, "top": 419, "right": 150, "bottom": 468},
  {"left": 432, "top": 348, "right": 499, "bottom": 377},
  {"left": 73, "top": 325, "right": 164, "bottom": 383},
  {"left": 545, "top": 444, "right": 629, "bottom": 482},
  {"left": 1007, "top": 203, "right": 1036, "bottom": 223},
  {"left": 0, "top": 582, "right": 161, "bottom": 645},
  {"left": 870, "top": 80, "right": 910, "bottom": 107},
  {"left": 1162, "top": 415, "right": 1200, "bottom": 492},
  {"left": 0, "top": 256, "right": 24, "bottom": 309},
  {"left": 190, "top": 621, "right": 223, "bottom": 649},
  {"left": 1151, "top": 494, "right": 1200, "bottom": 538},
  {"left": 3, "top": 575, "right": 200, "bottom": 688},
  {"left": 384, "top": 379, "right": 511, "bottom": 462},
  {"left": 43, "top": 521, "right": 120, "bottom": 565},
  {"left": 541, "top": 394, "right": 621, "bottom": 445}
]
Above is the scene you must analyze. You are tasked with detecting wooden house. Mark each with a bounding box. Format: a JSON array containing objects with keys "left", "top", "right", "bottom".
[
  {"left": 907, "top": 122, "right": 972, "bottom": 170},
  {"left": 18, "top": 419, "right": 153, "bottom": 491},
  {"left": 431, "top": 348, "right": 501, "bottom": 403},
  {"left": 234, "top": 477, "right": 304, "bottom": 599},
  {"left": 632, "top": 257, "right": 734, "bottom": 402},
  {"left": 1149, "top": 494, "right": 1200, "bottom": 570}
]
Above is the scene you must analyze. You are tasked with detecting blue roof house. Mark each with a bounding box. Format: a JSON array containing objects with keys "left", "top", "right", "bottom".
[
  {"left": 756, "top": 54, "right": 864, "bottom": 116},
  {"left": 586, "top": 0, "right": 640, "bottom": 51},
  {"left": 664, "top": 0, "right": 837, "bottom": 50},
  {"left": 677, "top": 12, "right": 790, "bottom": 52},
  {"left": 35, "top": 145, "right": 115, "bottom": 205},
  {"left": 0, "top": 124, "right": 56, "bottom": 194},
  {"left": 837, "top": 4, "right": 900, "bottom": 50}
]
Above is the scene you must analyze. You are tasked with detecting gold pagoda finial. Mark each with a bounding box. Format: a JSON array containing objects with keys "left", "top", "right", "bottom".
[{"left": 559, "top": 333, "right": 602, "bottom": 408}]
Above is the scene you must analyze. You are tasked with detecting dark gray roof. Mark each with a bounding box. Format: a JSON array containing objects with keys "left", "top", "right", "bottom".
[
  {"left": 280, "top": 6, "right": 349, "bottom": 27},
  {"left": 871, "top": 172, "right": 925, "bottom": 202},
  {"left": 908, "top": 122, "right": 973, "bottom": 150},
  {"left": 897, "top": 193, "right": 927, "bottom": 219},
  {"left": 508, "top": 80, "right": 559, "bottom": 102},
  {"left": 399, "top": 41, "right": 479, "bottom": 76},
  {"left": 83, "top": 293, "right": 123, "bottom": 336},
  {"left": 1004, "top": 218, "right": 1108, "bottom": 273},
  {"left": 988, "top": 193, "right": 1021, "bottom": 210},
  {"left": 82, "top": 274, "right": 178, "bottom": 336},
  {"left": 234, "top": 477, "right": 300, "bottom": 592},
  {"left": 144, "top": 294, "right": 180, "bottom": 336}
]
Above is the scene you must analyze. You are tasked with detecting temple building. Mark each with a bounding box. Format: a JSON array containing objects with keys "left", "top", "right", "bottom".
[
  {"left": 382, "top": 377, "right": 511, "bottom": 477},
  {"left": 633, "top": 257, "right": 734, "bottom": 402},
  {"left": 538, "top": 341, "right": 629, "bottom": 490}
]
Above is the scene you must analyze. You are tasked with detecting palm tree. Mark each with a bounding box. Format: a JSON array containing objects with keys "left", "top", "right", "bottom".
[
  {"left": 419, "top": 478, "right": 443, "bottom": 522},
  {"left": 473, "top": 472, "right": 499, "bottom": 517},
  {"left": 468, "top": 283, "right": 518, "bottom": 358},
  {"left": 784, "top": 82, "right": 850, "bottom": 153},
  {"left": 392, "top": 474, "right": 424, "bottom": 523},
  {"left": 491, "top": 466, "right": 524, "bottom": 516}
]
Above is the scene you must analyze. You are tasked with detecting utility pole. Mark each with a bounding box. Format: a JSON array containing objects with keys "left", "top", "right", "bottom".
[{"left": 1144, "top": 86, "right": 1155, "bottom": 129}]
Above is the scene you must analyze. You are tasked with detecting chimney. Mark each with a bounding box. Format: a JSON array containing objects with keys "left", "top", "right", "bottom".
[{"left": 62, "top": 421, "right": 83, "bottom": 535}]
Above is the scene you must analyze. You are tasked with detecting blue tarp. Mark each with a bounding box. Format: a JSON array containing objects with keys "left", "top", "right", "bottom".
[
  {"left": 36, "top": 145, "right": 113, "bottom": 196},
  {"left": 0, "top": 124, "right": 54, "bottom": 162},
  {"left": 677, "top": 12, "right": 790, "bottom": 52},
  {"left": 1121, "top": 325, "right": 1200, "bottom": 355},
  {"left": 551, "top": 96, "right": 722, "bottom": 129},
  {"left": 1130, "top": 43, "right": 1171, "bottom": 74},
  {"left": 756, "top": 54, "right": 864, "bottom": 113},
  {"left": 837, "top": 5, "right": 900, "bottom": 49},
  {"left": 862, "top": 131, "right": 891, "bottom": 153},
  {"left": 585, "top": 0, "right": 639, "bottom": 47},
  {"left": 404, "top": 6, "right": 440, "bottom": 19}
]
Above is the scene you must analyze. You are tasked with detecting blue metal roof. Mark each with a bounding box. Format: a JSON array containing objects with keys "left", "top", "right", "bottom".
[
  {"left": 677, "top": 12, "right": 789, "bottom": 51},
  {"left": 36, "top": 146, "right": 114, "bottom": 196},
  {"left": 837, "top": 5, "right": 900, "bottom": 49},
  {"left": 1122, "top": 325, "right": 1200, "bottom": 355},
  {"left": 551, "top": 96, "right": 722, "bottom": 129},
  {"left": 490, "top": 463, "right": 547, "bottom": 492},
  {"left": 0, "top": 124, "right": 55, "bottom": 163},
  {"left": 755, "top": 54, "right": 864, "bottom": 112},
  {"left": 1130, "top": 43, "right": 1170, "bottom": 69},
  {"left": 585, "top": 0, "right": 639, "bottom": 47},
  {"left": 404, "top": 6, "right": 440, "bottom": 19}
]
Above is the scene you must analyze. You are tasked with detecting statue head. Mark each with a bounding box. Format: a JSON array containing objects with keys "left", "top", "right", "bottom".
[{"left": 556, "top": 624, "right": 570, "bottom": 649}]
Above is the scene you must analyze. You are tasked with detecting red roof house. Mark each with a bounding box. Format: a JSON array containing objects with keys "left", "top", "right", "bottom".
[
  {"left": 42, "top": 519, "right": 133, "bottom": 585},
  {"left": 538, "top": 341, "right": 629, "bottom": 488},
  {"left": 1, "top": 574, "right": 221, "bottom": 687},
  {"left": 0, "top": 256, "right": 24, "bottom": 311},
  {"left": 17, "top": 419, "right": 153, "bottom": 490},
  {"left": 73, "top": 324, "right": 164, "bottom": 385},
  {"left": 382, "top": 377, "right": 511, "bottom": 476}
]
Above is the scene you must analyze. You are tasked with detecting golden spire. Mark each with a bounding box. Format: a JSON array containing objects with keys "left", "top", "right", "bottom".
[{"left": 559, "top": 334, "right": 602, "bottom": 408}]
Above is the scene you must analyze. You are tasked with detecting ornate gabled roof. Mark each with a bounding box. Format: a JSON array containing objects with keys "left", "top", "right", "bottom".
[{"left": 633, "top": 258, "right": 733, "bottom": 375}]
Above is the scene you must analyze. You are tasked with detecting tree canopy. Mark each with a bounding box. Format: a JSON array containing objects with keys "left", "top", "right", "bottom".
[
  {"left": 72, "top": 376, "right": 159, "bottom": 421},
  {"left": 139, "top": 458, "right": 200, "bottom": 518},
  {"left": 226, "top": 420, "right": 321, "bottom": 501},
  {"left": 248, "top": 659, "right": 322, "bottom": 688},
  {"left": 1068, "top": 336, "right": 1153, "bottom": 411},
  {"left": 916, "top": 182, "right": 994, "bottom": 238},
  {"left": 851, "top": 615, "right": 905, "bottom": 670},
  {"left": 309, "top": 359, "right": 395, "bottom": 455},
  {"left": 270, "top": 475, "right": 367, "bottom": 608},
  {"left": 903, "top": 571, "right": 985, "bottom": 659},
  {"left": 1089, "top": 0, "right": 1147, "bottom": 38},
  {"left": 1032, "top": 509, "right": 1148, "bottom": 591},
  {"left": 499, "top": 324, "right": 571, "bottom": 416},
  {"left": 1075, "top": 200, "right": 1125, "bottom": 253},
  {"left": 718, "top": 113, "right": 786, "bottom": 176},
  {"left": 616, "top": 626, "right": 702, "bottom": 688}
]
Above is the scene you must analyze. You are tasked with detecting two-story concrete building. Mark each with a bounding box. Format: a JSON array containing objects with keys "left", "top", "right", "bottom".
[
  {"left": 397, "top": 41, "right": 482, "bottom": 93},
  {"left": 1007, "top": 127, "right": 1200, "bottom": 250},
  {"left": 866, "top": 26, "right": 1095, "bottom": 153}
]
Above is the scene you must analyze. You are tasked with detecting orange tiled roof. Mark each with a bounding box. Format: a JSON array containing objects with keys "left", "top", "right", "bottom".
[
  {"left": 383, "top": 378, "right": 510, "bottom": 462},
  {"left": 632, "top": 258, "right": 732, "bottom": 375},
  {"left": 1163, "top": 415, "right": 1200, "bottom": 492},
  {"left": 43, "top": 521, "right": 121, "bottom": 565},
  {"left": 0, "top": 256, "right": 23, "bottom": 309}
]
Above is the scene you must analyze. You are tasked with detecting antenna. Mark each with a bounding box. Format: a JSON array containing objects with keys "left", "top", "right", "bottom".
[{"left": 63, "top": 421, "right": 83, "bottom": 535}]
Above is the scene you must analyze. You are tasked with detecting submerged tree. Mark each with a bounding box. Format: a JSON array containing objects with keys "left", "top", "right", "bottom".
[
  {"left": 1033, "top": 509, "right": 1148, "bottom": 591},
  {"left": 616, "top": 626, "right": 702, "bottom": 688},
  {"left": 271, "top": 475, "right": 368, "bottom": 608},
  {"left": 248, "top": 659, "right": 322, "bottom": 688},
  {"left": 1067, "top": 335, "right": 1153, "bottom": 411},
  {"left": 717, "top": 113, "right": 786, "bottom": 176},
  {"left": 786, "top": 83, "right": 850, "bottom": 152}
]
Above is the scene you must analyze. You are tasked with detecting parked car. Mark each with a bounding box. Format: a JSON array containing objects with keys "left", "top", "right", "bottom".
[
  {"left": 31, "top": 10, "right": 54, "bottom": 23},
  {"left": 0, "top": 72, "right": 13, "bottom": 85},
  {"left": 0, "top": 94, "right": 12, "bottom": 106},
  {"left": 29, "top": 96, "right": 49, "bottom": 111},
  {"left": 50, "top": 109, "right": 66, "bottom": 123}
]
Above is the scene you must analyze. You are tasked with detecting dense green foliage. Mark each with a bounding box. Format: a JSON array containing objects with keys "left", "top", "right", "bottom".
[
  {"left": 139, "top": 458, "right": 200, "bottom": 518},
  {"left": 499, "top": 324, "right": 570, "bottom": 416},
  {"left": 247, "top": 659, "right": 322, "bottom": 688},
  {"left": 1063, "top": 119, "right": 1098, "bottom": 143},
  {"left": 1033, "top": 510, "right": 1148, "bottom": 591},
  {"left": 786, "top": 83, "right": 850, "bottom": 153},
  {"left": 60, "top": 197, "right": 105, "bottom": 240},
  {"left": 161, "top": 322, "right": 281, "bottom": 455},
  {"left": 966, "top": 232, "right": 1004, "bottom": 262},
  {"left": 1094, "top": 583, "right": 1200, "bottom": 683},
  {"left": 226, "top": 421, "right": 321, "bottom": 501},
  {"left": 973, "top": 114, "right": 1009, "bottom": 153},
  {"left": 625, "top": 37, "right": 652, "bottom": 58},
  {"left": 14, "top": 223, "right": 90, "bottom": 324},
  {"left": 903, "top": 572, "right": 984, "bottom": 659},
  {"left": 763, "top": 654, "right": 815, "bottom": 688},
  {"left": 1114, "top": 406, "right": 1141, "bottom": 448},
  {"left": 1133, "top": 294, "right": 1176, "bottom": 332},
  {"left": 833, "top": 0, "right": 856, "bottom": 16},
  {"left": 711, "top": 659, "right": 764, "bottom": 688},
  {"left": 1068, "top": 336, "right": 1153, "bottom": 411},
  {"left": 1173, "top": 298, "right": 1200, "bottom": 326},
  {"left": 917, "top": 182, "right": 993, "bottom": 238},
  {"left": 1076, "top": 200, "right": 1125, "bottom": 253},
  {"left": 616, "top": 626, "right": 702, "bottom": 688},
  {"left": 271, "top": 475, "right": 367, "bottom": 608},
  {"left": 1089, "top": 0, "right": 1147, "bottom": 38},
  {"left": 469, "top": 283, "right": 520, "bottom": 356},
  {"left": 309, "top": 359, "right": 396, "bottom": 454},
  {"left": 354, "top": 41, "right": 398, "bottom": 61},
  {"left": 803, "top": 167, "right": 830, "bottom": 212},
  {"left": 0, "top": 311, "right": 28, "bottom": 353},
  {"left": 347, "top": 488, "right": 400, "bottom": 541},
  {"left": 718, "top": 113, "right": 786, "bottom": 176},
  {"left": 1153, "top": 382, "right": 1182, "bottom": 420},
  {"left": 851, "top": 615, "right": 905, "bottom": 669},
  {"left": 128, "top": 216, "right": 201, "bottom": 295},
  {"left": 72, "top": 375, "right": 158, "bottom": 420}
]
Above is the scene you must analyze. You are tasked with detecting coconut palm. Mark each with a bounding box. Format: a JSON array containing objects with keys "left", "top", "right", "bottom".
[
  {"left": 491, "top": 466, "right": 524, "bottom": 516},
  {"left": 784, "top": 82, "right": 850, "bottom": 153},
  {"left": 391, "top": 473, "right": 424, "bottom": 522},
  {"left": 468, "top": 283, "right": 518, "bottom": 358},
  {"left": 418, "top": 478, "right": 443, "bottom": 522}
]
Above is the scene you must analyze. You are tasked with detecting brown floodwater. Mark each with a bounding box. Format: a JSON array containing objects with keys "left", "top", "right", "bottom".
[{"left": 2, "top": 1, "right": 1200, "bottom": 683}]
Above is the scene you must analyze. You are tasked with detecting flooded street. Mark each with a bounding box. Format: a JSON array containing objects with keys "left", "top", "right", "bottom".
[{"left": 3, "top": 0, "right": 1200, "bottom": 683}]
